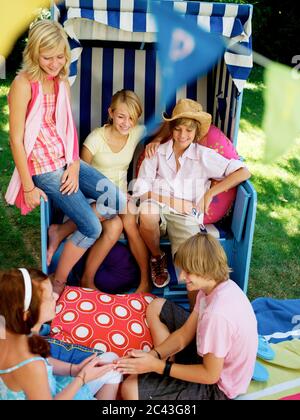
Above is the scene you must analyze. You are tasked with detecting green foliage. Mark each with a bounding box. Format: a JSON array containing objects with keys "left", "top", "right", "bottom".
[
  {"left": 238, "top": 65, "right": 300, "bottom": 299},
  {"left": 0, "top": 79, "right": 40, "bottom": 268},
  {"left": 205, "top": 0, "right": 300, "bottom": 65}
]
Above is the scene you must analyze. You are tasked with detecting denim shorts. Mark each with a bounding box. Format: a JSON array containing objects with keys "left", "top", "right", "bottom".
[{"left": 33, "top": 160, "right": 127, "bottom": 248}]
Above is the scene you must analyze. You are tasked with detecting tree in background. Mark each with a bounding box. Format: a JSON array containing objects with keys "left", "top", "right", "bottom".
[
  {"left": 5, "top": 1, "right": 300, "bottom": 74},
  {"left": 209, "top": 0, "right": 299, "bottom": 66}
]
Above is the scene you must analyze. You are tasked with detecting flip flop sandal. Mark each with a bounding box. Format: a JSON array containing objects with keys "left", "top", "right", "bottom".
[
  {"left": 252, "top": 360, "right": 269, "bottom": 382},
  {"left": 257, "top": 335, "right": 275, "bottom": 361}
]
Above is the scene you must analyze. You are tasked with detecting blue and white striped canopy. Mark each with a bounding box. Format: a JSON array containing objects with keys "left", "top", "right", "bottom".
[{"left": 56, "top": 0, "right": 253, "bottom": 92}]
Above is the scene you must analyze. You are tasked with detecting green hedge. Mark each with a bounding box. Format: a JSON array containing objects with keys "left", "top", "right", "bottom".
[
  {"left": 6, "top": 1, "right": 299, "bottom": 74},
  {"left": 208, "top": 0, "right": 299, "bottom": 66}
]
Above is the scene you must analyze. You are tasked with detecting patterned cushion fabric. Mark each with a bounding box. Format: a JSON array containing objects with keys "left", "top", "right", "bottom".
[{"left": 50, "top": 287, "right": 155, "bottom": 357}]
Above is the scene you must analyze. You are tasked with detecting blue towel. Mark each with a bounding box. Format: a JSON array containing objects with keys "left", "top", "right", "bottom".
[{"left": 252, "top": 298, "right": 300, "bottom": 344}]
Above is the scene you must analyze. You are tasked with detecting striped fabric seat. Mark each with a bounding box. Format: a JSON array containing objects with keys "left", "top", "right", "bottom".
[
  {"left": 55, "top": 0, "right": 253, "bottom": 145},
  {"left": 58, "top": 0, "right": 253, "bottom": 90},
  {"left": 43, "top": 0, "right": 257, "bottom": 294}
]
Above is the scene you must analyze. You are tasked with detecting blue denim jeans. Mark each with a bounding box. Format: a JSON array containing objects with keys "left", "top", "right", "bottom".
[{"left": 33, "top": 160, "right": 126, "bottom": 248}]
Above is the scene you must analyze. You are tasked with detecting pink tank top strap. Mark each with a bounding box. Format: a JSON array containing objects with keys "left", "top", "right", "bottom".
[{"left": 26, "top": 81, "right": 40, "bottom": 117}]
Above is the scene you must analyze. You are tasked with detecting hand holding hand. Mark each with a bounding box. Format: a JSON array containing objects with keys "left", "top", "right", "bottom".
[
  {"left": 72, "top": 354, "right": 95, "bottom": 377},
  {"left": 115, "top": 350, "right": 162, "bottom": 375},
  {"left": 78, "top": 354, "right": 115, "bottom": 384}
]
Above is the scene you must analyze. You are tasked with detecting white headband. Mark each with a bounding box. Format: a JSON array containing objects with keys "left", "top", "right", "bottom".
[{"left": 18, "top": 268, "right": 32, "bottom": 312}]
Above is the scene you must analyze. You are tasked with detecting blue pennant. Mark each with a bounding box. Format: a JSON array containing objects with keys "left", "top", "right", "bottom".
[{"left": 151, "top": 2, "right": 225, "bottom": 113}]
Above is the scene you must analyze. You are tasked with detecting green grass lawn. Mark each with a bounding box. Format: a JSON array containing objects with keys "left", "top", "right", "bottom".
[
  {"left": 0, "top": 76, "right": 40, "bottom": 268},
  {"left": 0, "top": 65, "right": 299, "bottom": 300},
  {"left": 238, "top": 65, "right": 300, "bottom": 300}
]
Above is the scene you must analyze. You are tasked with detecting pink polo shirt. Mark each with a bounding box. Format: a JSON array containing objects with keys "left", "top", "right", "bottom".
[
  {"left": 132, "top": 140, "right": 245, "bottom": 204},
  {"left": 194, "top": 280, "right": 258, "bottom": 399}
]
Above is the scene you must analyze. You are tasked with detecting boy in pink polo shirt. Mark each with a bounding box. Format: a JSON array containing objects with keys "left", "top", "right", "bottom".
[{"left": 117, "top": 233, "right": 258, "bottom": 400}]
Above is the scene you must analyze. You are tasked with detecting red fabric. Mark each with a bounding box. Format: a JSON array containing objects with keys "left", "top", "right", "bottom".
[
  {"left": 50, "top": 287, "right": 155, "bottom": 357},
  {"left": 280, "top": 393, "right": 300, "bottom": 400}
]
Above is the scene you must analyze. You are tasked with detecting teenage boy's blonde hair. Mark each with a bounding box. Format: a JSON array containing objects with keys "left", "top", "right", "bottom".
[
  {"left": 169, "top": 118, "right": 202, "bottom": 142},
  {"left": 21, "top": 20, "right": 71, "bottom": 81},
  {"left": 108, "top": 89, "right": 142, "bottom": 125},
  {"left": 175, "top": 233, "right": 231, "bottom": 284}
]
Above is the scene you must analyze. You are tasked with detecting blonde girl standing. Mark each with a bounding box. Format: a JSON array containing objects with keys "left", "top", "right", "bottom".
[{"left": 5, "top": 20, "right": 126, "bottom": 295}]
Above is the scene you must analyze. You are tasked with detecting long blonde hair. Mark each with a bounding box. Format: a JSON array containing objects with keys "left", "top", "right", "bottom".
[
  {"left": 108, "top": 90, "right": 142, "bottom": 125},
  {"left": 175, "top": 233, "right": 231, "bottom": 284},
  {"left": 20, "top": 20, "right": 71, "bottom": 81}
]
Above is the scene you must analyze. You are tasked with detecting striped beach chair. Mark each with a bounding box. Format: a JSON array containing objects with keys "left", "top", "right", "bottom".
[{"left": 41, "top": 0, "right": 257, "bottom": 302}]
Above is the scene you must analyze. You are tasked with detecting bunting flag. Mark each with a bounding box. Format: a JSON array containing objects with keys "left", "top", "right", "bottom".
[
  {"left": 151, "top": 2, "right": 225, "bottom": 114},
  {"left": 263, "top": 62, "right": 300, "bottom": 162},
  {"left": 0, "top": 0, "right": 52, "bottom": 57}
]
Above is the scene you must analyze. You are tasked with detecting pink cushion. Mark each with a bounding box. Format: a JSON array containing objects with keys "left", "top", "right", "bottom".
[
  {"left": 199, "top": 125, "right": 239, "bottom": 223},
  {"left": 50, "top": 286, "right": 155, "bottom": 357}
]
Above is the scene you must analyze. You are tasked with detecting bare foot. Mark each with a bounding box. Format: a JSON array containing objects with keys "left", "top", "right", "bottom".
[
  {"left": 134, "top": 280, "right": 152, "bottom": 294},
  {"left": 80, "top": 276, "right": 98, "bottom": 290},
  {"left": 47, "top": 224, "right": 63, "bottom": 266}
]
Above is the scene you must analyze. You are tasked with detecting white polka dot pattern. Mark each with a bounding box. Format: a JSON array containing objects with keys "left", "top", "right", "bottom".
[
  {"left": 50, "top": 286, "right": 156, "bottom": 356},
  {"left": 62, "top": 311, "right": 78, "bottom": 323},
  {"left": 65, "top": 290, "right": 80, "bottom": 302},
  {"left": 77, "top": 300, "right": 96, "bottom": 313}
]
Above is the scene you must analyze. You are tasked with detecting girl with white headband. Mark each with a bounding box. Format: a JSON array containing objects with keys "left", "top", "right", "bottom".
[{"left": 0, "top": 268, "right": 122, "bottom": 400}]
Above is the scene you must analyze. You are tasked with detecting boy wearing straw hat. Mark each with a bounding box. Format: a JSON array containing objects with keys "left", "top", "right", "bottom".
[{"left": 132, "top": 99, "right": 250, "bottom": 289}]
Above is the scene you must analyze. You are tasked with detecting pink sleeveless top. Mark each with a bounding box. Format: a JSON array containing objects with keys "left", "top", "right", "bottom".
[
  {"left": 5, "top": 79, "right": 79, "bottom": 215},
  {"left": 30, "top": 93, "right": 66, "bottom": 175}
]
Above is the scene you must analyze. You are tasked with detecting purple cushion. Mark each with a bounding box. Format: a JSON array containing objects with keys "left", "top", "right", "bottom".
[{"left": 94, "top": 242, "right": 140, "bottom": 293}]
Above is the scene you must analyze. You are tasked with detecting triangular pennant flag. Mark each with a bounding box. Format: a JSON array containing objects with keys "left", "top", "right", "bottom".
[
  {"left": 151, "top": 2, "right": 225, "bottom": 113},
  {"left": 263, "top": 62, "right": 300, "bottom": 162},
  {"left": 0, "top": 0, "right": 52, "bottom": 57}
]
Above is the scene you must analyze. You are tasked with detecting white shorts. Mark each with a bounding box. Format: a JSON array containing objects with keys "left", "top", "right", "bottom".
[{"left": 138, "top": 200, "right": 201, "bottom": 256}]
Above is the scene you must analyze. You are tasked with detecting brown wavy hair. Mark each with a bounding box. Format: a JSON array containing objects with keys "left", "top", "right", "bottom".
[{"left": 0, "top": 268, "right": 50, "bottom": 357}]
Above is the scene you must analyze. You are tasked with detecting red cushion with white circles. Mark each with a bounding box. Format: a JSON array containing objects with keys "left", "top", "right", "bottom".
[{"left": 50, "top": 287, "right": 155, "bottom": 357}]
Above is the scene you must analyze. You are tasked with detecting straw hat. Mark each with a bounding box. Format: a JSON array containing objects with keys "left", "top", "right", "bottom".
[{"left": 163, "top": 98, "right": 212, "bottom": 139}]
